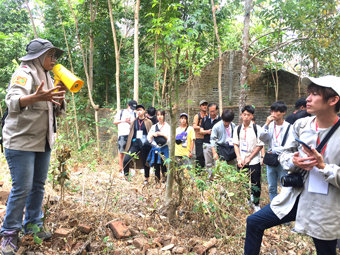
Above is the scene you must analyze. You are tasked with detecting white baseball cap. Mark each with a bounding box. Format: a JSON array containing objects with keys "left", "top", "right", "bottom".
[{"left": 302, "top": 75, "right": 340, "bottom": 97}]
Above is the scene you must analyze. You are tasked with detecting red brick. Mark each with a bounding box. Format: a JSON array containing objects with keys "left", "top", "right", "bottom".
[
  {"left": 133, "top": 237, "right": 148, "bottom": 250},
  {"left": 54, "top": 228, "right": 71, "bottom": 237},
  {"left": 107, "top": 221, "right": 131, "bottom": 239},
  {"left": 78, "top": 224, "right": 92, "bottom": 234}
]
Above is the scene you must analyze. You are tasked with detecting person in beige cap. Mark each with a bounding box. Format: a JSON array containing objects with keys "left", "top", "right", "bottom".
[
  {"left": 244, "top": 75, "right": 340, "bottom": 255},
  {"left": 1, "top": 39, "right": 66, "bottom": 255},
  {"left": 192, "top": 100, "right": 208, "bottom": 170}
]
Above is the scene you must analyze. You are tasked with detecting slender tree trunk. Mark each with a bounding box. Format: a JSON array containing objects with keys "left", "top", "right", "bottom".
[
  {"left": 275, "top": 56, "right": 279, "bottom": 101},
  {"left": 89, "top": 1, "right": 100, "bottom": 150},
  {"left": 165, "top": 47, "right": 181, "bottom": 223},
  {"left": 105, "top": 75, "right": 109, "bottom": 104},
  {"left": 153, "top": 1, "right": 162, "bottom": 106},
  {"left": 108, "top": 0, "right": 121, "bottom": 111},
  {"left": 56, "top": 2, "right": 81, "bottom": 150},
  {"left": 152, "top": 37, "right": 159, "bottom": 107},
  {"left": 133, "top": 0, "right": 140, "bottom": 102},
  {"left": 211, "top": 0, "right": 223, "bottom": 114},
  {"left": 239, "top": 0, "right": 253, "bottom": 115},
  {"left": 161, "top": 65, "right": 168, "bottom": 104},
  {"left": 25, "top": 0, "right": 38, "bottom": 38},
  {"left": 68, "top": 0, "right": 100, "bottom": 151}
]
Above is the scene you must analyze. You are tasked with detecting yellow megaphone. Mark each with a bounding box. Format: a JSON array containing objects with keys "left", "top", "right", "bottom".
[{"left": 52, "top": 64, "right": 84, "bottom": 93}]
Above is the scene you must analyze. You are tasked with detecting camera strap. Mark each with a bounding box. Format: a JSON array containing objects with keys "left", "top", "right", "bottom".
[
  {"left": 280, "top": 124, "right": 291, "bottom": 146},
  {"left": 316, "top": 118, "right": 340, "bottom": 153}
]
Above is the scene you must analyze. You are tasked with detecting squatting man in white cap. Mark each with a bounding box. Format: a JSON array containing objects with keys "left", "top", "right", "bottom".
[{"left": 244, "top": 75, "right": 340, "bottom": 255}]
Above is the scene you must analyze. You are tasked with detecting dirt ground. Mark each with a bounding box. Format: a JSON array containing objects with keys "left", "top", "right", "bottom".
[{"left": 0, "top": 152, "right": 339, "bottom": 255}]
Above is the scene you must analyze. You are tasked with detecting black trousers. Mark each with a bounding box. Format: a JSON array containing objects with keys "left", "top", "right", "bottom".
[
  {"left": 245, "top": 196, "right": 338, "bottom": 255},
  {"left": 123, "top": 143, "right": 152, "bottom": 178},
  {"left": 195, "top": 139, "right": 205, "bottom": 168},
  {"left": 154, "top": 154, "right": 167, "bottom": 181},
  {"left": 239, "top": 163, "right": 261, "bottom": 205}
]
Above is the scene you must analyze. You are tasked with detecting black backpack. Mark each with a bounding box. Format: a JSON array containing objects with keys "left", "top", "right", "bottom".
[
  {"left": 237, "top": 123, "right": 257, "bottom": 139},
  {"left": 0, "top": 108, "right": 8, "bottom": 153},
  {"left": 0, "top": 83, "right": 9, "bottom": 153}
]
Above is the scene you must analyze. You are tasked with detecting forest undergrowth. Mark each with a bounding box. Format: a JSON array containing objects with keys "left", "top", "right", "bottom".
[{"left": 0, "top": 146, "right": 332, "bottom": 255}]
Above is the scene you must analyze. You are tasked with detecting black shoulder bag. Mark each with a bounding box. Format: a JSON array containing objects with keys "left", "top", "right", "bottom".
[
  {"left": 153, "top": 124, "right": 167, "bottom": 147},
  {"left": 281, "top": 119, "right": 340, "bottom": 188},
  {"left": 216, "top": 124, "right": 236, "bottom": 162},
  {"left": 263, "top": 124, "right": 291, "bottom": 167}
]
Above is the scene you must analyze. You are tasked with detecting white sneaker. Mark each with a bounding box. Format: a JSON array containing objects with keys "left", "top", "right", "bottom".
[
  {"left": 253, "top": 205, "right": 261, "bottom": 212},
  {"left": 118, "top": 171, "right": 124, "bottom": 178},
  {"left": 131, "top": 169, "right": 136, "bottom": 176}
]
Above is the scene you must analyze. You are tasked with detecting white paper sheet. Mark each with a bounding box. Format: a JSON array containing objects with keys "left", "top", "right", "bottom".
[{"left": 308, "top": 166, "right": 329, "bottom": 195}]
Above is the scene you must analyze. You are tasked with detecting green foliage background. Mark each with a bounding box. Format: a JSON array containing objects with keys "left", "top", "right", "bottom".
[{"left": 0, "top": 0, "right": 339, "bottom": 148}]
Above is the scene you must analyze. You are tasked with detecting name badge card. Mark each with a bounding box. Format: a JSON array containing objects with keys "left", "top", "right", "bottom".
[
  {"left": 241, "top": 141, "right": 247, "bottom": 152},
  {"left": 273, "top": 140, "right": 280, "bottom": 148},
  {"left": 136, "top": 130, "right": 143, "bottom": 139},
  {"left": 227, "top": 138, "right": 234, "bottom": 147}
]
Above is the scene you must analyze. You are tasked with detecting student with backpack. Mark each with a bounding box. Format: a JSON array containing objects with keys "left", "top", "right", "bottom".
[
  {"left": 123, "top": 104, "right": 152, "bottom": 184},
  {"left": 210, "top": 109, "right": 236, "bottom": 162},
  {"left": 233, "top": 105, "right": 264, "bottom": 212},
  {"left": 200, "top": 103, "right": 221, "bottom": 171},
  {"left": 192, "top": 100, "right": 208, "bottom": 169},
  {"left": 113, "top": 100, "right": 137, "bottom": 175},
  {"left": 244, "top": 75, "right": 340, "bottom": 255}
]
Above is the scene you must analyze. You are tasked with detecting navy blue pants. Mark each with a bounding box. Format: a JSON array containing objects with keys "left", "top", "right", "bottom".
[{"left": 244, "top": 197, "right": 337, "bottom": 255}]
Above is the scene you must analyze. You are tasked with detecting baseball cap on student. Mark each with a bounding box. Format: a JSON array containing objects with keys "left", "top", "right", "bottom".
[
  {"left": 136, "top": 104, "right": 145, "bottom": 110},
  {"left": 128, "top": 100, "right": 137, "bottom": 110},
  {"left": 302, "top": 75, "right": 340, "bottom": 97},
  {"left": 179, "top": 113, "right": 188, "bottom": 119},
  {"left": 199, "top": 100, "right": 208, "bottom": 105}
]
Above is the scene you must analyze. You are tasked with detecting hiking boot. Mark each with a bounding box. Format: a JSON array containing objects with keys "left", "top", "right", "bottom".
[
  {"left": 25, "top": 226, "right": 52, "bottom": 241},
  {"left": 1, "top": 231, "right": 18, "bottom": 255},
  {"left": 35, "top": 229, "right": 52, "bottom": 240}
]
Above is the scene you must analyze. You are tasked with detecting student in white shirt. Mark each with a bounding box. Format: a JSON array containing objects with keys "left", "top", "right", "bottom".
[{"left": 113, "top": 100, "right": 137, "bottom": 174}]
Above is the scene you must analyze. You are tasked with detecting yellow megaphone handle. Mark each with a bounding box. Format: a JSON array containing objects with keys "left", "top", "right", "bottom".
[{"left": 54, "top": 75, "right": 61, "bottom": 91}]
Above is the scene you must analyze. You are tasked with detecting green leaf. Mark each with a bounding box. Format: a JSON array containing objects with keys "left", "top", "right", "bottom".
[{"left": 33, "top": 235, "right": 42, "bottom": 245}]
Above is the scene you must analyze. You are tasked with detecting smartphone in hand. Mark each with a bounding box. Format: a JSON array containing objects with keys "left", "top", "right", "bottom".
[{"left": 295, "top": 138, "right": 312, "bottom": 151}]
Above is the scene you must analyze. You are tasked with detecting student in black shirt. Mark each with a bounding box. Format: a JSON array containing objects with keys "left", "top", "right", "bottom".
[
  {"left": 200, "top": 103, "right": 221, "bottom": 170},
  {"left": 123, "top": 105, "right": 153, "bottom": 184}
]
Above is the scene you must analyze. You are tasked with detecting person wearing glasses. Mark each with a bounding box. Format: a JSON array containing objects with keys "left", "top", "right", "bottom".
[{"left": 1, "top": 39, "right": 66, "bottom": 255}]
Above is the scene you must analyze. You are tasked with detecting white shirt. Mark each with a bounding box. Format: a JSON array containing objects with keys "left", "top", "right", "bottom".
[
  {"left": 114, "top": 109, "right": 136, "bottom": 136},
  {"left": 233, "top": 123, "right": 264, "bottom": 165},
  {"left": 147, "top": 122, "right": 171, "bottom": 147}
]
